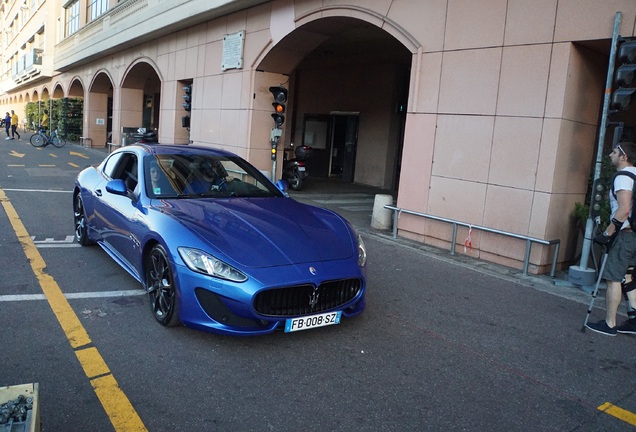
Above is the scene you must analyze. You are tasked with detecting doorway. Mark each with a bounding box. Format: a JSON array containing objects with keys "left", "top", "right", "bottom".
[{"left": 302, "top": 113, "right": 359, "bottom": 182}]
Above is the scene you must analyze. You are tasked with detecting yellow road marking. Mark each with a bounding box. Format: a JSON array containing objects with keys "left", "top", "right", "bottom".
[
  {"left": 0, "top": 188, "right": 147, "bottom": 432},
  {"left": 68, "top": 162, "right": 79, "bottom": 168},
  {"left": 76, "top": 346, "right": 112, "bottom": 378},
  {"left": 598, "top": 402, "right": 636, "bottom": 426},
  {"left": 50, "top": 153, "right": 58, "bottom": 158},
  {"left": 70, "top": 150, "right": 90, "bottom": 159}
]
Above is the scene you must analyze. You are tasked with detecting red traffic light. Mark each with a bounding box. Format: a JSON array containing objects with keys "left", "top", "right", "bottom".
[
  {"left": 611, "top": 41, "right": 636, "bottom": 113},
  {"left": 269, "top": 86, "right": 287, "bottom": 103},
  {"left": 269, "top": 86, "right": 287, "bottom": 127}
]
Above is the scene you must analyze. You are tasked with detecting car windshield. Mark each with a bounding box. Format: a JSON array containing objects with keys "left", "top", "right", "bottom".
[{"left": 144, "top": 153, "right": 284, "bottom": 199}]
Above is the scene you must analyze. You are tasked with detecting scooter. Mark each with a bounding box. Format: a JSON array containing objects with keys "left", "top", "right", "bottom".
[
  {"left": 283, "top": 144, "right": 313, "bottom": 191},
  {"left": 131, "top": 128, "right": 158, "bottom": 144}
]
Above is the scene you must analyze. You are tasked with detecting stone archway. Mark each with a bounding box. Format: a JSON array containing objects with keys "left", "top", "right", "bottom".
[
  {"left": 255, "top": 16, "right": 412, "bottom": 190},
  {"left": 87, "top": 71, "right": 115, "bottom": 147},
  {"left": 120, "top": 59, "right": 162, "bottom": 144}
]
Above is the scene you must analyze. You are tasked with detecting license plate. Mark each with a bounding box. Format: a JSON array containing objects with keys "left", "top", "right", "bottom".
[
  {"left": 297, "top": 166, "right": 306, "bottom": 172},
  {"left": 285, "top": 311, "right": 341, "bottom": 333}
]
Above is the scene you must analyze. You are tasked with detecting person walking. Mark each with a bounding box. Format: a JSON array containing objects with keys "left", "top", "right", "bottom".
[
  {"left": 587, "top": 141, "right": 636, "bottom": 336},
  {"left": 10, "top": 110, "right": 20, "bottom": 140},
  {"left": 4, "top": 112, "right": 11, "bottom": 140}
]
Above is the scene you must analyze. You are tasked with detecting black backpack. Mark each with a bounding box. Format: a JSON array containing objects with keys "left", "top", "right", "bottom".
[{"left": 610, "top": 170, "right": 636, "bottom": 230}]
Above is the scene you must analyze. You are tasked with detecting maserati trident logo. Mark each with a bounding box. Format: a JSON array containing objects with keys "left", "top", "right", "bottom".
[
  {"left": 309, "top": 266, "right": 317, "bottom": 275},
  {"left": 308, "top": 287, "right": 320, "bottom": 310}
]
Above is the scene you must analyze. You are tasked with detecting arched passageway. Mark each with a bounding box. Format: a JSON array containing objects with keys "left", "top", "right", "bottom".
[
  {"left": 257, "top": 16, "right": 412, "bottom": 191},
  {"left": 120, "top": 61, "right": 162, "bottom": 144},
  {"left": 87, "top": 71, "right": 115, "bottom": 147}
]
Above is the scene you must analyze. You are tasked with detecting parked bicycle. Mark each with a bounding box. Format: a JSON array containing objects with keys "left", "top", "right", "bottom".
[{"left": 30, "top": 127, "right": 66, "bottom": 148}]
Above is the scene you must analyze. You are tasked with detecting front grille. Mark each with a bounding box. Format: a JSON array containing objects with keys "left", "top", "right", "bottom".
[{"left": 253, "top": 278, "right": 362, "bottom": 317}]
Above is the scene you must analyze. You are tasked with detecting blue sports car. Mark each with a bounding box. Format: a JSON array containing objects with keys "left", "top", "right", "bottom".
[{"left": 73, "top": 144, "right": 367, "bottom": 335}]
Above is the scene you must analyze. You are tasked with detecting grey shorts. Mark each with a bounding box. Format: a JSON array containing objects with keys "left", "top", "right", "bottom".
[{"left": 603, "top": 230, "right": 636, "bottom": 282}]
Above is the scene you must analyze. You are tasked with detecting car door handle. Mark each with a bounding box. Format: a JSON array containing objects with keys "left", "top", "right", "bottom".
[{"left": 96, "top": 189, "right": 102, "bottom": 197}]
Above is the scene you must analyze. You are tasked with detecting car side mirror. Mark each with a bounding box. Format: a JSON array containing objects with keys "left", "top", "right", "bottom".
[
  {"left": 106, "top": 179, "right": 128, "bottom": 196},
  {"left": 276, "top": 179, "right": 288, "bottom": 192}
]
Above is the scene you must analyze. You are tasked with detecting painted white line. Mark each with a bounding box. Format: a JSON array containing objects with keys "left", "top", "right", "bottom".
[
  {"left": 67, "top": 290, "right": 146, "bottom": 299},
  {"left": 31, "top": 235, "right": 78, "bottom": 248},
  {"left": 2, "top": 188, "right": 72, "bottom": 193},
  {"left": 36, "top": 243, "right": 80, "bottom": 248},
  {"left": 0, "top": 290, "right": 146, "bottom": 302},
  {"left": 1, "top": 294, "right": 46, "bottom": 301}
]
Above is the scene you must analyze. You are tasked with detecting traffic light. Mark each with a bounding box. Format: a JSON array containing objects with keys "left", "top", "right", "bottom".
[
  {"left": 270, "top": 128, "right": 282, "bottom": 161},
  {"left": 269, "top": 86, "right": 287, "bottom": 127},
  {"left": 610, "top": 40, "right": 636, "bottom": 112},
  {"left": 590, "top": 178, "right": 606, "bottom": 218},
  {"left": 271, "top": 141, "right": 277, "bottom": 161},
  {"left": 182, "top": 84, "right": 192, "bottom": 112}
]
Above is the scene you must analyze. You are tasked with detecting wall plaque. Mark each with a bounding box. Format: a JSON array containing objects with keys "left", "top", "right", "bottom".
[{"left": 222, "top": 31, "right": 244, "bottom": 71}]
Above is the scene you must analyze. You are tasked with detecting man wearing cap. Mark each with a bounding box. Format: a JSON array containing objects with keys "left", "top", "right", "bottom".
[{"left": 587, "top": 141, "right": 636, "bottom": 336}]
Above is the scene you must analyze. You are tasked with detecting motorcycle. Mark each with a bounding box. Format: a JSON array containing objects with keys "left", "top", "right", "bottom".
[
  {"left": 130, "top": 128, "right": 158, "bottom": 144},
  {"left": 283, "top": 144, "right": 313, "bottom": 191}
]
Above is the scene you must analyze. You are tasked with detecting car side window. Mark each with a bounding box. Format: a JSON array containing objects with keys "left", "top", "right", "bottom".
[
  {"left": 108, "top": 153, "right": 139, "bottom": 193},
  {"left": 102, "top": 153, "right": 123, "bottom": 179}
]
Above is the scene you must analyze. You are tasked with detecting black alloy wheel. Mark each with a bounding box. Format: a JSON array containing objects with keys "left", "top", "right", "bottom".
[
  {"left": 74, "top": 194, "right": 94, "bottom": 246},
  {"left": 146, "top": 244, "right": 180, "bottom": 327}
]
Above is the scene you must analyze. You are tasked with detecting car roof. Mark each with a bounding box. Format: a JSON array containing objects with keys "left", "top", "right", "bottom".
[{"left": 130, "top": 144, "right": 238, "bottom": 158}]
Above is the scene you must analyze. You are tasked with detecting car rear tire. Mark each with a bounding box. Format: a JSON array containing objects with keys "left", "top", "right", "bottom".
[
  {"left": 146, "top": 244, "right": 180, "bottom": 327},
  {"left": 74, "top": 194, "right": 95, "bottom": 246}
]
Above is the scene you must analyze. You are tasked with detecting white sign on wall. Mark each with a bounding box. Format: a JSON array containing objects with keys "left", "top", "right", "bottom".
[
  {"left": 96, "top": 119, "right": 105, "bottom": 125},
  {"left": 222, "top": 31, "right": 244, "bottom": 71}
]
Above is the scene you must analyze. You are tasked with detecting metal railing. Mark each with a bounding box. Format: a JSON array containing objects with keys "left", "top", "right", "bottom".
[{"left": 384, "top": 205, "right": 561, "bottom": 277}]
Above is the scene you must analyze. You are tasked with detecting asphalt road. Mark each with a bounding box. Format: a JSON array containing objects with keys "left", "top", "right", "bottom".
[{"left": 0, "top": 138, "right": 635, "bottom": 431}]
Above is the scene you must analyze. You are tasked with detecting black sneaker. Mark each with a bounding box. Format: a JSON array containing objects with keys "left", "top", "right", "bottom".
[
  {"left": 616, "top": 319, "right": 636, "bottom": 334},
  {"left": 586, "top": 320, "right": 617, "bottom": 336}
]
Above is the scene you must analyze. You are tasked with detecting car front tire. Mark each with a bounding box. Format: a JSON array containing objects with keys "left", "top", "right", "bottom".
[{"left": 146, "top": 244, "right": 180, "bottom": 327}]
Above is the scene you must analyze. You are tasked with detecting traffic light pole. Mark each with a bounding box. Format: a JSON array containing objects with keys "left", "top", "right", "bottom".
[
  {"left": 568, "top": 11, "right": 622, "bottom": 286},
  {"left": 271, "top": 127, "right": 282, "bottom": 182}
]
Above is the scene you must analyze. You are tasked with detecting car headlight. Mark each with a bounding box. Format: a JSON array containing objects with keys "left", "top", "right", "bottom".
[
  {"left": 178, "top": 247, "right": 247, "bottom": 282},
  {"left": 357, "top": 233, "right": 367, "bottom": 268}
]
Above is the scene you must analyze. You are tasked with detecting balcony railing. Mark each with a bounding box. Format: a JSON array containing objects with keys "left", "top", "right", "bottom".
[{"left": 11, "top": 48, "right": 43, "bottom": 83}]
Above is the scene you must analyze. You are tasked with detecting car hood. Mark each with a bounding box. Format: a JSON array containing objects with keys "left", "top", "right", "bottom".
[{"left": 158, "top": 197, "right": 354, "bottom": 267}]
